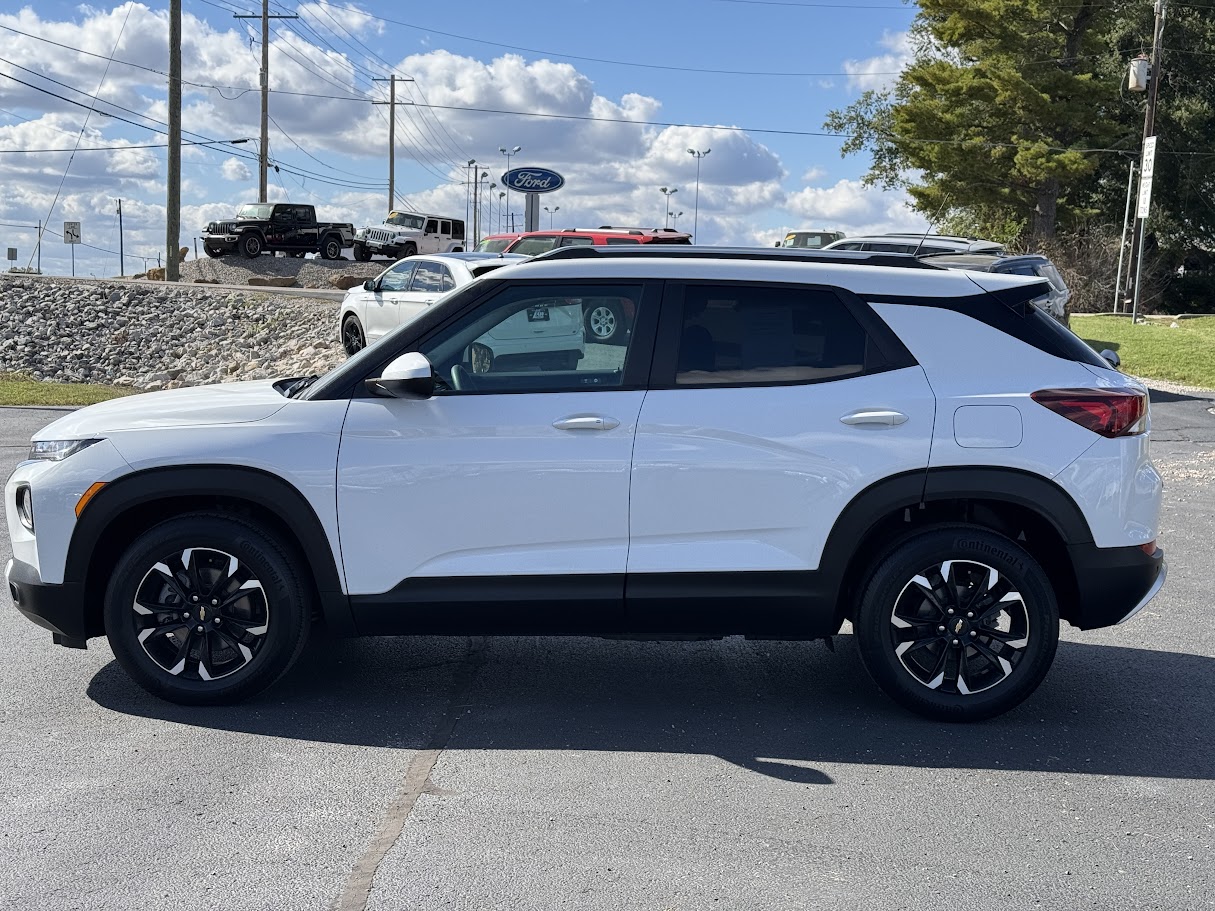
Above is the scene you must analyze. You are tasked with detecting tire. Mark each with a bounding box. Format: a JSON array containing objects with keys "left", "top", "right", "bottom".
[
  {"left": 320, "top": 235, "right": 343, "bottom": 260},
  {"left": 204, "top": 245, "right": 224, "bottom": 259},
  {"left": 342, "top": 315, "right": 366, "bottom": 357},
  {"left": 584, "top": 300, "right": 624, "bottom": 344},
  {"left": 240, "top": 233, "right": 263, "bottom": 258},
  {"left": 854, "top": 526, "right": 1059, "bottom": 722},
  {"left": 353, "top": 243, "right": 372, "bottom": 262},
  {"left": 401, "top": 242, "right": 417, "bottom": 258},
  {"left": 103, "top": 513, "right": 312, "bottom": 706}
]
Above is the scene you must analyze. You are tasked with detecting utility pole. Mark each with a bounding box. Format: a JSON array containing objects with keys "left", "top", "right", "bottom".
[
  {"left": 1126, "top": 0, "right": 1167, "bottom": 318},
  {"left": 234, "top": 3, "right": 297, "bottom": 202},
  {"left": 372, "top": 75, "right": 412, "bottom": 212},
  {"left": 116, "top": 199, "right": 125, "bottom": 277},
  {"left": 166, "top": 1, "right": 181, "bottom": 282}
]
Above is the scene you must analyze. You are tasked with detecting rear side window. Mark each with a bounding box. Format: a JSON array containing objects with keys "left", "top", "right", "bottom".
[
  {"left": 674, "top": 285, "right": 877, "bottom": 386},
  {"left": 1037, "top": 262, "right": 1067, "bottom": 292},
  {"left": 451, "top": 221, "right": 465, "bottom": 240},
  {"left": 410, "top": 262, "right": 448, "bottom": 294},
  {"left": 559, "top": 236, "right": 595, "bottom": 246},
  {"left": 606, "top": 237, "right": 642, "bottom": 245}
]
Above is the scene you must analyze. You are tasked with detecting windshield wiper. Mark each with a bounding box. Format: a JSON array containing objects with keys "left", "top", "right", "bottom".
[{"left": 284, "top": 375, "right": 319, "bottom": 398}]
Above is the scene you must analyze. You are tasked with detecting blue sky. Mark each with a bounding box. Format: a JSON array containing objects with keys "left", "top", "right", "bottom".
[{"left": 0, "top": 0, "right": 927, "bottom": 277}]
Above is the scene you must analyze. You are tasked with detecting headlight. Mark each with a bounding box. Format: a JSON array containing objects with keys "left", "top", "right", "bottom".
[{"left": 28, "top": 439, "right": 103, "bottom": 461}]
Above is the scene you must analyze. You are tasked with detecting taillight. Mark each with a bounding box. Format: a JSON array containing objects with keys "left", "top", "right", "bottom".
[{"left": 1030, "top": 388, "right": 1148, "bottom": 438}]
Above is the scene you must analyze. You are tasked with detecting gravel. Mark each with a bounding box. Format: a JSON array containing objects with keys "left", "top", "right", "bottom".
[
  {"left": 0, "top": 274, "right": 347, "bottom": 390},
  {"left": 178, "top": 252, "right": 385, "bottom": 289}
]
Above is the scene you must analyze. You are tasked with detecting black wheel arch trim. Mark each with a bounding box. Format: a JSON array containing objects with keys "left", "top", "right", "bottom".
[
  {"left": 818, "top": 465, "right": 1094, "bottom": 626},
  {"left": 65, "top": 465, "right": 353, "bottom": 638}
]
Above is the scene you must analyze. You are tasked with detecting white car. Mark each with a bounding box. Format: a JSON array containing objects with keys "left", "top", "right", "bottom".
[
  {"left": 340, "top": 253, "right": 529, "bottom": 355},
  {"left": 5, "top": 246, "right": 1165, "bottom": 721}
]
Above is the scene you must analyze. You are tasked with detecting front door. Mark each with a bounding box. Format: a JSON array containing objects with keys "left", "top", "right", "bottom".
[
  {"left": 337, "top": 279, "right": 658, "bottom": 632},
  {"left": 362, "top": 260, "right": 416, "bottom": 342}
]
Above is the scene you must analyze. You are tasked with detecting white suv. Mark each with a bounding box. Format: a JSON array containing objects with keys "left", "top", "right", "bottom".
[{"left": 4, "top": 247, "right": 1166, "bottom": 721}]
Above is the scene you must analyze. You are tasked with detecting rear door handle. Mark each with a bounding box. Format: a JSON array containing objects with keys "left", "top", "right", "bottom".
[
  {"left": 553, "top": 415, "right": 620, "bottom": 432},
  {"left": 840, "top": 409, "right": 909, "bottom": 426}
]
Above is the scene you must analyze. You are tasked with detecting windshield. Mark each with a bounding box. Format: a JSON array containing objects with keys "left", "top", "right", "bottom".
[
  {"left": 237, "top": 204, "right": 274, "bottom": 220},
  {"left": 476, "top": 238, "right": 514, "bottom": 253},
  {"left": 782, "top": 232, "right": 837, "bottom": 249},
  {"left": 508, "top": 236, "right": 560, "bottom": 255},
  {"left": 386, "top": 213, "right": 425, "bottom": 230}
]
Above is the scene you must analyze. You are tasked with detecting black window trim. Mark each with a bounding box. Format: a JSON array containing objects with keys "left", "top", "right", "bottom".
[{"left": 647, "top": 279, "right": 918, "bottom": 391}]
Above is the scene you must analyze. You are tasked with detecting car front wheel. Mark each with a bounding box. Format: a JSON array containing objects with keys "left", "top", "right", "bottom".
[
  {"left": 321, "top": 236, "right": 342, "bottom": 260},
  {"left": 342, "top": 315, "right": 366, "bottom": 356},
  {"left": 103, "top": 513, "right": 311, "bottom": 705},
  {"left": 240, "top": 233, "right": 263, "bottom": 258},
  {"left": 854, "top": 526, "right": 1059, "bottom": 722}
]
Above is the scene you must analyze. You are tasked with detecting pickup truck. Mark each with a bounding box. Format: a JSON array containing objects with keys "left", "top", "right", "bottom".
[
  {"left": 352, "top": 211, "right": 466, "bottom": 261},
  {"left": 203, "top": 203, "right": 356, "bottom": 259}
]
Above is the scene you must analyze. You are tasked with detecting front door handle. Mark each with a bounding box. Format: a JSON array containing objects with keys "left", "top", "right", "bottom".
[
  {"left": 553, "top": 415, "right": 620, "bottom": 432},
  {"left": 840, "top": 409, "right": 909, "bottom": 426}
]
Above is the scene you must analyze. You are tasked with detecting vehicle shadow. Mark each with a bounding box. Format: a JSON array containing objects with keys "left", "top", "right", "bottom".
[
  {"left": 87, "top": 636, "right": 1214, "bottom": 785},
  {"left": 1149, "top": 387, "right": 1213, "bottom": 404}
]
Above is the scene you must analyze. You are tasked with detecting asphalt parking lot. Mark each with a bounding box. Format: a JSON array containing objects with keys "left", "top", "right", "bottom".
[{"left": 1, "top": 389, "right": 1213, "bottom": 911}]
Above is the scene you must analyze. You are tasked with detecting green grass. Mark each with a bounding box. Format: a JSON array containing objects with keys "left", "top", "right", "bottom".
[
  {"left": 1072, "top": 314, "right": 1215, "bottom": 389},
  {"left": 0, "top": 374, "right": 135, "bottom": 406}
]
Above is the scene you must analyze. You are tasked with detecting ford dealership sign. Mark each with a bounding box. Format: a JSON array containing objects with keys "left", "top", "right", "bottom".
[{"left": 501, "top": 167, "right": 565, "bottom": 193}]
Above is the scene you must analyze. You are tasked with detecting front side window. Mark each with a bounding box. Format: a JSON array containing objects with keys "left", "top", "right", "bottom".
[
  {"left": 410, "top": 262, "right": 448, "bottom": 294},
  {"left": 379, "top": 261, "right": 416, "bottom": 292},
  {"left": 419, "top": 284, "right": 644, "bottom": 394},
  {"left": 425, "top": 219, "right": 439, "bottom": 234},
  {"left": 674, "top": 285, "right": 873, "bottom": 386}
]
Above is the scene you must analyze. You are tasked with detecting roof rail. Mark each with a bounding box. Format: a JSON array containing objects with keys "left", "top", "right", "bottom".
[{"left": 528, "top": 245, "right": 944, "bottom": 269}]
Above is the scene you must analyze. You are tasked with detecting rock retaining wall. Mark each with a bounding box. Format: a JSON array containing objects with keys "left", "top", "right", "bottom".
[{"left": 0, "top": 276, "right": 344, "bottom": 391}]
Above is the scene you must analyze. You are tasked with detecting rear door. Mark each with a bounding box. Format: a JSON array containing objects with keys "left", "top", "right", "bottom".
[
  {"left": 364, "top": 260, "right": 416, "bottom": 341},
  {"left": 627, "top": 280, "right": 936, "bottom": 632}
]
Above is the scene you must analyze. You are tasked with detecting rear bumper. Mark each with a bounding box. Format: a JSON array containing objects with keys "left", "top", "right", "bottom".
[
  {"left": 5, "top": 558, "right": 88, "bottom": 644},
  {"left": 1067, "top": 543, "right": 1166, "bottom": 629}
]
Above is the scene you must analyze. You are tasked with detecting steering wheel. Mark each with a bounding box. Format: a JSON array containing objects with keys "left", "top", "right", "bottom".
[{"left": 450, "top": 364, "right": 471, "bottom": 391}]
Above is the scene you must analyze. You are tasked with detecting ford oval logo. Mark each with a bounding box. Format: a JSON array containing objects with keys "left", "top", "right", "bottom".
[{"left": 501, "top": 167, "right": 565, "bottom": 194}]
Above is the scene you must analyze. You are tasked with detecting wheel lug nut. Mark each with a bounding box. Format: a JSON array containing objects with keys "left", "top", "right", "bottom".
[
  {"left": 211, "top": 599, "right": 218, "bottom": 606},
  {"left": 967, "top": 612, "right": 974, "bottom": 618},
  {"left": 183, "top": 612, "right": 190, "bottom": 619},
  {"left": 952, "top": 638, "right": 960, "bottom": 646},
  {"left": 970, "top": 631, "right": 977, "bottom": 638},
  {"left": 213, "top": 617, "right": 221, "bottom": 625},
  {"left": 196, "top": 625, "right": 204, "bottom": 633},
  {"left": 191, "top": 595, "right": 199, "bottom": 602},
  {"left": 947, "top": 609, "right": 955, "bottom": 615},
  {"left": 938, "top": 625, "right": 946, "bottom": 633}
]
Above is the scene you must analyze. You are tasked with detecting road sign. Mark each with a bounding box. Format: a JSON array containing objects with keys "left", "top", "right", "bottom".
[
  {"left": 6, "top": 248, "right": 15, "bottom": 261},
  {"left": 1136, "top": 136, "right": 1157, "bottom": 219},
  {"left": 64, "top": 221, "right": 81, "bottom": 244}
]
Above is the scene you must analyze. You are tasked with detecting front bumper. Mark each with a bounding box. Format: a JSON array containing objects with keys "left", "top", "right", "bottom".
[
  {"left": 6, "top": 558, "right": 89, "bottom": 646},
  {"left": 1067, "top": 543, "right": 1167, "bottom": 629},
  {"left": 203, "top": 235, "right": 239, "bottom": 253}
]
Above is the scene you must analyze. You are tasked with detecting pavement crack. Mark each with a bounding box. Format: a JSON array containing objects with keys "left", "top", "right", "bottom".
[{"left": 332, "top": 636, "right": 485, "bottom": 911}]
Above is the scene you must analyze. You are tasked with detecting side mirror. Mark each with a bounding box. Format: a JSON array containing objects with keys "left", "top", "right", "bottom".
[
  {"left": 1100, "top": 349, "right": 1121, "bottom": 370},
  {"left": 774, "top": 241, "right": 781, "bottom": 247},
  {"left": 363, "top": 279, "right": 376, "bottom": 291},
  {"left": 366, "top": 351, "right": 435, "bottom": 399}
]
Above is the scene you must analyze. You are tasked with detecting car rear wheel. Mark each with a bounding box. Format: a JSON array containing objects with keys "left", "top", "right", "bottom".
[
  {"left": 103, "top": 513, "right": 311, "bottom": 705},
  {"left": 342, "top": 315, "right": 366, "bottom": 357},
  {"left": 321, "top": 236, "right": 342, "bottom": 260},
  {"left": 240, "top": 233, "right": 263, "bottom": 258},
  {"left": 854, "top": 526, "right": 1059, "bottom": 722}
]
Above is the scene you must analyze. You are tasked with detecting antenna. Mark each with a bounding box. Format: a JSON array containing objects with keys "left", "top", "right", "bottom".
[{"left": 911, "top": 197, "right": 951, "bottom": 257}]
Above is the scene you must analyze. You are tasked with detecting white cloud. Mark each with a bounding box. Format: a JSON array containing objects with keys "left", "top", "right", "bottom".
[
  {"left": 221, "top": 158, "right": 252, "bottom": 181},
  {"left": 780, "top": 178, "right": 927, "bottom": 241},
  {"left": 296, "top": 1, "right": 383, "bottom": 37},
  {"left": 843, "top": 31, "right": 912, "bottom": 92}
]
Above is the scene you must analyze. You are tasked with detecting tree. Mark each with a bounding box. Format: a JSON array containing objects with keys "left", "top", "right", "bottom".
[{"left": 824, "top": 0, "right": 1213, "bottom": 249}]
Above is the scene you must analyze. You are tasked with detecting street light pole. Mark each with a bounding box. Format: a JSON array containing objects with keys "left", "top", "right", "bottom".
[
  {"left": 687, "top": 148, "right": 710, "bottom": 243},
  {"left": 669, "top": 210, "right": 683, "bottom": 228},
  {"left": 498, "top": 192, "right": 506, "bottom": 232},
  {"left": 544, "top": 205, "right": 560, "bottom": 229},
  {"left": 499, "top": 145, "right": 521, "bottom": 231},
  {"left": 659, "top": 187, "right": 678, "bottom": 228}
]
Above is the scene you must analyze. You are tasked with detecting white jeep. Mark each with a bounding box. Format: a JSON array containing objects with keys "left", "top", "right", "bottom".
[{"left": 351, "top": 212, "right": 466, "bottom": 261}]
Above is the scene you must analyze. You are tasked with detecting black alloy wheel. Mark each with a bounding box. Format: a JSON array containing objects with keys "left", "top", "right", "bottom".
[
  {"left": 342, "top": 316, "right": 366, "bottom": 357},
  {"left": 321, "top": 236, "right": 342, "bottom": 260},
  {"left": 401, "top": 243, "right": 417, "bottom": 258},
  {"left": 854, "top": 526, "right": 1059, "bottom": 722},
  {"left": 353, "top": 244, "right": 372, "bottom": 262},
  {"left": 240, "top": 233, "right": 263, "bottom": 258},
  {"left": 103, "top": 514, "right": 310, "bottom": 705}
]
